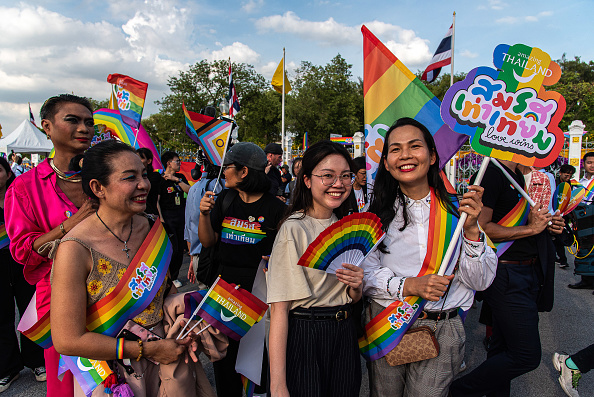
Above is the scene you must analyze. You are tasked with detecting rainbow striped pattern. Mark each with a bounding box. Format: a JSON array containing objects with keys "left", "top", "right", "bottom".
[
  {"left": 184, "top": 290, "right": 207, "bottom": 320},
  {"left": 362, "top": 25, "right": 467, "bottom": 185},
  {"left": 93, "top": 109, "right": 164, "bottom": 170},
  {"left": 107, "top": 74, "right": 148, "bottom": 129},
  {"left": 58, "top": 356, "right": 112, "bottom": 396},
  {"left": 20, "top": 222, "right": 172, "bottom": 348},
  {"left": 241, "top": 375, "right": 256, "bottom": 397},
  {"left": 183, "top": 103, "right": 232, "bottom": 166},
  {"left": 197, "top": 277, "right": 268, "bottom": 341},
  {"left": 583, "top": 178, "right": 594, "bottom": 203},
  {"left": 330, "top": 136, "right": 354, "bottom": 145},
  {"left": 303, "top": 131, "right": 308, "bottom": 151},
  {"left": 359, "top": 189, "right": 460, "bottom": 361},
  {"left": 221, "top": 217, "right": 266, "bottom": 245},
  {"left": 20, "top": 306, "right": 52, "bottom": 349},
  {"left": 554, "top": 181, "right": 585, "bottom": 215},
  {"left": 492, "top": 197, "right": 530, "bottom": 257},
  {"left": 0, "top": 224, "right": 10, "bottom": 249},
  {"left": 297, "top": 212, "right": 385, "bottom": 274}
]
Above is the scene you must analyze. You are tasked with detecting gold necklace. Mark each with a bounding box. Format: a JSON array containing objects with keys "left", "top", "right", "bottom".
[{"left": 49, "top": 158, "right": 82, "bottom": 182}]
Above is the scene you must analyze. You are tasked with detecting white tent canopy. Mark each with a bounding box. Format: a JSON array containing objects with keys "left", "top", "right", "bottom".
[{"left": 0, "top": 120, "right": 53, "bottom": 154}]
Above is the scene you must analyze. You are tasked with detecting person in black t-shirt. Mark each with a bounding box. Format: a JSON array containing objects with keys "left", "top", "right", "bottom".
[
  {"left": 264, "top": 142, "right": 285, "bottom": 201},
  {"left": 451, "top": 160, "right": 564, "bottom": 397},
  {"left": 136, "top": 148, "right": 162, "bottom": 216},
  {"left": 157, "top": 151, "right": 190, "bottom": 286},
  {"left": 199, "top": 142, "right": 286, "bottom": 397}
]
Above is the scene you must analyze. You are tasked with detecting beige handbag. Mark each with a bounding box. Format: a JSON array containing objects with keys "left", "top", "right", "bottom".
[{"left": 384, "top": 325, "right": 440, "bottom": 366}]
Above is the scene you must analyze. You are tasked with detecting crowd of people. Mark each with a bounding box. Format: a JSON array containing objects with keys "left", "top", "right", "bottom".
[{"left": 0, "top": 93, "right": 591, "bottom": 397}]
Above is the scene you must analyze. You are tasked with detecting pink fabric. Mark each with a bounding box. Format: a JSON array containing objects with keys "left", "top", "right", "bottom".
[{"left": 5, "top": 159, "right": 78, "bottom": 397}]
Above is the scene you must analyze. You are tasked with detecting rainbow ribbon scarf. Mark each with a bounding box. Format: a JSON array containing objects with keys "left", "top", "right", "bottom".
[
  {"left": 359, "top": 189, "right": 460, "bottom": 361},
  {"left": 0, "top": 224, "right": 9, "bottom": 249},
  {"left": 491, "top": 197, "right": 530, "bottom": 257}
]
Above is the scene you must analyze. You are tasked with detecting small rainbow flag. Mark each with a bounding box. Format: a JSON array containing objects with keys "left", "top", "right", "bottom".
[
  {"left": 107, "top": 73, "right": 148, "bottom": 129},
  {"left": 58, "top": 356, "right": 112, "bottom": 396},
  {"left": 183, "top": 103, "right": 232, "bottom": 166},
  {"left": 492, "top": 197, "right": 530, "bottom": 257},
  {"left": 561, "top": 181, "right": 586, "bottom": 215},
  {"left": 583, "top": 178, "right": 594, "bottom": 203},
  {"left": 359, "top": 189, "right": 460, "bottom": 361},
  {"left": 553, "top": 182, "right": 571, "bottom": 214},
  {"left": 303, "top": 131, "right": 308, "bottom": 151},
  {"left": 184, "top": 290, "right": 207, "bottom": 320},
  {"left": 197, "top": 277, "right": 268, "bottom": 341},
  {"left": 330, "top": 136, "right": 354, "bottom": 145},
  {"left": 18, "top": 293, "right": 52, "bottom": 349},
  {"left": 93, "top": 109, "right": 164, "bottom": 169},
  {"left": 241, "top": 375, "right": 256, "bottom": 397},
  {"left": 297, "top": 212, "right": 385, "bottom": 274},
  {"left": 0, "top": 224, "right": 10, "bottom": 249}
]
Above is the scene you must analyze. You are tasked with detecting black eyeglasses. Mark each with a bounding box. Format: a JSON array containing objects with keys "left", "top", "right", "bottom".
[
  {"left": 311, "top": 172, "right": 356, "bottom": 186},
  {"left": 222, "top": 165, "right": 238, "bottom": 172}
]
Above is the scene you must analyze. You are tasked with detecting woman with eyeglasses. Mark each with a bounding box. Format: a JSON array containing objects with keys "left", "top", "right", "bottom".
[
  {"left": 267, "top": 140, "right": 364, "bottom": 397},
  {"left": 362, "top": 118, "right": 497, "bottom": 397},
  {"left": 199, "top": 142, "right": 287, "bottom": 397}
]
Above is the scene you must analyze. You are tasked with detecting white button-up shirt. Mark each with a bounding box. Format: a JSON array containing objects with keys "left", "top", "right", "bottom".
[{"left": 362, "top": 193, "right": 498, "bottom": 311}]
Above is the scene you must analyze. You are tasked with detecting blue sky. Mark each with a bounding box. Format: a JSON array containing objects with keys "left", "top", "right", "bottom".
[{"left": 1, "top": 0, "right": 592, "bottom": 135}]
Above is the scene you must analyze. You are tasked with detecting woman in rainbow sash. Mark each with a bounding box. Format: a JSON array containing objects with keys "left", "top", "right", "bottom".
[
  {"left": 267, "top": 140, "right": 365, "bottom": 397},
  {"left": 361, "top": 118, "right": 497, "bottom": 397},
  {"left": 50, "top": 140, "right": 209, "bottom": 397}
]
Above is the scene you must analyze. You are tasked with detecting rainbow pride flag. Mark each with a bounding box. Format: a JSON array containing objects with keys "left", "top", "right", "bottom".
[
  {"left": 184, "top": 290, "right": 207, "bottom": 319},
  {"left": 0, "top": 224, "right": 9, "bottom": 249},
  {"left": 197, "top": 277, "right": 268, "bottom": 341},
  {"left": 492, "top": 197, "right": 530, "bottom": 257},
  {"left": 303, "top": 131, "right": 308, "bottom": 151},
  {"left": 58, "top": 356, "right": 112, "bottom": 396},
  {"left": 583, "top": 178, "right": 594, "bottom": 203},
  {"left": 359, "top": 189, "right": 460, "bottom": 361},
  {"left": 93, "top": 109, "right": 164, "bottom": 170},
  {"left": 107, "top": 74, "right": 148, "bottom": 129},
  {"left": 362, "top": 25, "right": 467, "bottom": 186},
  {"left": 330, "top": 136, "right": 354, "bottom": 145},
  {"left": 183, "top": 103, "right": 232, "bottom": 166},
  {"left": 241, "top": 375, "right": 256, "bottom": 397},
  {"left": 18, "top": 293, "right": 52, "bottom": 349}
]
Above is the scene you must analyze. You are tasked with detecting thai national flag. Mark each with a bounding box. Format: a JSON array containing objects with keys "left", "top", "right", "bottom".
[
  {"left": 228, "top": 65, "right": 240, "bottom": 118},
  {"left": 421, "top": 25, "right": 453, "bottom": 83}
]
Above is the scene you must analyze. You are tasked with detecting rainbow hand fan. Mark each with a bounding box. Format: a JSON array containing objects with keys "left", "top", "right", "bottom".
[
  {"left": 553, "top": 182, "right": 571, "bottom": 214},
  {"left": 297, "top": 212, "right": 385, "bottom": 274},
  {"left": 564, "top": 181, "right": 586, "bottom": 215}
]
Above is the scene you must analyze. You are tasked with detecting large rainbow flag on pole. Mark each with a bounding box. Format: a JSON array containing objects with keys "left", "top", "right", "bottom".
[
  {"left": 197, "top": 277, "right": 268, "bottom": 341},
  {"left": 107, "top": 74, "right": 148, "bottom": 129},
  {"left": 361, "top": 25, "right": 468, "bottom": 185},
  {"left": 183, "top": 103, "right": 232, "bottom": 166},
  {"left": 359, "top": 189, "right": 460, "bottom": 361}
]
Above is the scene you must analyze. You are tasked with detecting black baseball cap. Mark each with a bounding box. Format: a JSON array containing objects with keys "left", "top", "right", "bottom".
[
  {"left": 264, "top": 143, "right": 283, "bottom": 155},
  {"left": 223, "top": 142, "right": 267, "bottom": 171}
]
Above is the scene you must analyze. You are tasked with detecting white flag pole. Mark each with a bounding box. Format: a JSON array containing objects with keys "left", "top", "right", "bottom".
[
  {"left": 451, "top": 11, "right": 456, "bottom": 88},
  {"left": 437, "top": 157, "right": 490, "bottom": 276},
  {"left": 177, "top": 276, "right": 220, "bottom": 339},
  {"left": 281, "top": 48, "right": 286, "bottom": 165}
]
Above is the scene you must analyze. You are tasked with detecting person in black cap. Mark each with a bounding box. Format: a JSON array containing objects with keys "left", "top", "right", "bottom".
[
  {"left": 198, "top": 142, "right": 287, "bottom": 397},
  {"left": 264, "top": 142, "right": 285, "bottom": 201}
]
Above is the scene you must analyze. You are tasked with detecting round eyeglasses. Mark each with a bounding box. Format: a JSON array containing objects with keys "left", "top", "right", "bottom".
[{"left": 311, "top": 172, "right": 356, "bottom": 186}]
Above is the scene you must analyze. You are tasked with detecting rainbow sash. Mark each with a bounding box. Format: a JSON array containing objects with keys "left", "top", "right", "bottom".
[
  {"left": 0, "top": 224, "right": 9, "bottom": 249},
  {"left": 491, "top": 197, "right": 530, "bottom": 257},
  {"left": 359, "top": 189, "right": 460, "bottom": 361}
]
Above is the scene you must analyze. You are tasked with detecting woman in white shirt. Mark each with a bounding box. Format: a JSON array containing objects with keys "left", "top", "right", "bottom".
[{"left": 362, "top": 117, "right": 497, "bottom": 397}]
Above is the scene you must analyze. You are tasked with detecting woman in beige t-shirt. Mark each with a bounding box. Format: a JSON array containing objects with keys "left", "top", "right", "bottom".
[{"left": 267, "top": 140, "right": 364, "bottom": 397}]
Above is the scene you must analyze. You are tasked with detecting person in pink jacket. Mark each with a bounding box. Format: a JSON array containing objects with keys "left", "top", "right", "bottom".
[{"left": 5, "top": 94, "right": 97, "bottom": 396}]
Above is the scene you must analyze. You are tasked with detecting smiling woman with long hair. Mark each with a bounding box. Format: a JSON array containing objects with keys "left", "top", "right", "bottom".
[{"left": 362, "top": 118, "right": 497, "bottom": 397}]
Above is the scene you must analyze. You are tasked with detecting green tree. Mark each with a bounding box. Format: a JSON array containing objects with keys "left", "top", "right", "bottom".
[
  {"left": 155, "top": 60, "right": 268, "bottom": 150},
  {"left": 89, "top": 98, "right": 109, "bottom": 111},
  {"left": 551, "top": 55, "right": 594, "bottom": 133},
  {"left": 287, "top": 54, "right": 364, "bottom": 145}
]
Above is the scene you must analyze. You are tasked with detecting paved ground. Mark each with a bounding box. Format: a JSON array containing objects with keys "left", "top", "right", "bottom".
[{"left": 6, "top": 251, "right": 594, "bottom": 396}]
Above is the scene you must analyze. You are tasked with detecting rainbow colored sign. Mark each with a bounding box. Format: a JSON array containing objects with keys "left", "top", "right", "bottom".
[{"left": 441, "top": 44, "right": 566, "bottom": 167}]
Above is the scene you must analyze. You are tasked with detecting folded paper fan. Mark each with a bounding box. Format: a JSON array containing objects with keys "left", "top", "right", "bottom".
[
  {"left": 564, "top": 181, "right": 585, "bottom": 215},
  {"left": 297, "top": 212, "right": 385, "bottom": 274}
]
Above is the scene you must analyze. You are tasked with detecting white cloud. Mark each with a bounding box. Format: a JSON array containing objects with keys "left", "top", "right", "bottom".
[
  {"left": 478, "top": 0, "right": 508, "bottom": 10},
  {"left": 460, "top": 49, "right": 479, "bottom": 58},
  {"left": 203, "top": 42, "right": 261, "bottom": 64},
  {"left": 260, "top": 60, "right": 298, "bottom": 80},
  {"left": 242, "top": 0, "right": 264, "bottom": 13},
  {"left": 255, "top": 13, "right": 432, "bottom": 67},
  {"left": 496, "top": 11, "right": 553, "bottom": 24}
]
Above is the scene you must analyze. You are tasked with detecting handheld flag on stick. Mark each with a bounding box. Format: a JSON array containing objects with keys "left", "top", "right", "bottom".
[
  {"left": 182, "top": 103, "right": 232, "bottom": 166},
  {"left": 421, "top": 24, "right": 453, "bottom": 83},
  {"left": 303, "top": 131, "right": 308, "bottom": 151},
  {"left": 106, "top": 74, "right": 148, "bottom": 129},
  {"left": 228, "top": 63, "right": 240, "bottom": 118}
]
